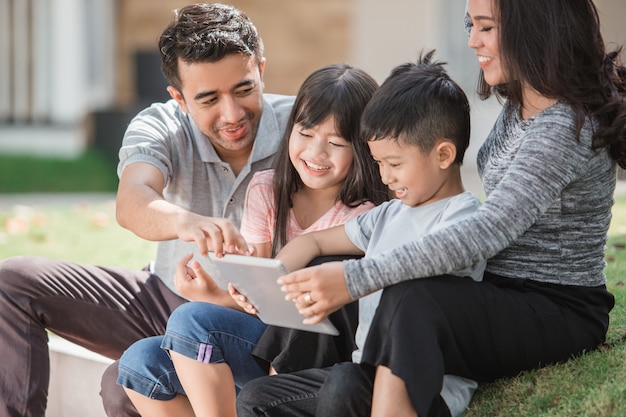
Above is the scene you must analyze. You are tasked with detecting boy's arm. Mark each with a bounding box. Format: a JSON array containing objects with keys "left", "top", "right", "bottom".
[{"left": 276, "top": 225, "right": 363, "bottom": 272}]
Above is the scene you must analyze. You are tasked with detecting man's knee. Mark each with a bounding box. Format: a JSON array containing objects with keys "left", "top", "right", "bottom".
[
  {"left": 100, "top": 361, "right": 140, "bottom": 417},
  {"left": 0, "top": 256, "right": 36, "bottom": 291}
]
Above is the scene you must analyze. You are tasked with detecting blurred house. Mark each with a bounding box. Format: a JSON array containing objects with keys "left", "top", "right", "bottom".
[{"left": 0, "top": 0, "right": 624, "bottom": 167}]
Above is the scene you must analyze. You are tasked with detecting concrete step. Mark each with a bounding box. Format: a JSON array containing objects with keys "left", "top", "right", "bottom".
[{"left": 48, "top": 334, "right": 113, "bottom": 417}]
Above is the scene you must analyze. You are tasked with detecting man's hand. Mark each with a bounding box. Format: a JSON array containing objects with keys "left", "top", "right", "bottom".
[
  {"left": 175, "top": 212, "right": 251, "bottom": 257},
  {"left": 278, "top": 261, "right": 353, "bottom": 324}
]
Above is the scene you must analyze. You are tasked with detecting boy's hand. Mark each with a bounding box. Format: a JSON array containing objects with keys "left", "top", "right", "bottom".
[
  {"left": 278, "top": 261, "right": 352, "bottom": 324},
  {"left": 228, "top": 283, "right": 257, "bottom": 315}
]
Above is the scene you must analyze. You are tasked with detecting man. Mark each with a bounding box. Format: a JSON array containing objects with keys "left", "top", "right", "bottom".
[{"left": 0, "top": 4, "right": 294, "bottom": 416}]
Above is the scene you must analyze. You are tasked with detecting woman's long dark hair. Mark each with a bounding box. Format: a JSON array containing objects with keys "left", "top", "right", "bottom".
[
  {"left": 270, "top": 64, "right": 389, "bottom": 256},
  {"left": 477, "top": 0, "right": 626, "bottom": 168}
]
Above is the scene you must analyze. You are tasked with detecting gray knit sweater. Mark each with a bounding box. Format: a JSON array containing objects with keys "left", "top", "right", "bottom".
[{"left": 344, "top": 101, "right": 616, "bottom": 298}]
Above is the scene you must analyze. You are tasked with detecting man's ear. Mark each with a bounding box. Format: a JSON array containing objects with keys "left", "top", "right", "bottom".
[
  {"left": 258, "top": 58, "right": 266, "bottom": 90},
  {"left": 436, "top": 140, "right": 457, "bottom": 169},
  {"left": 167, "top": 86, "right": 188, "bottom": 113}
]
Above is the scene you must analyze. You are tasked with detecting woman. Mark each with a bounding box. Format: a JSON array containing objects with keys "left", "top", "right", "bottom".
[{"left": 236, "top": 0, "right": 626, "bottom": 416}]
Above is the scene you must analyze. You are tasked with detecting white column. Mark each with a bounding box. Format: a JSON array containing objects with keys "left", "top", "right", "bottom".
[
  {"left": 49, "top": 0, "right": 87, "bottom": 124},
  {"left": 0, "top": 0, "right": 10, "bottom": 121},
  {"left": 32, "top": 0, "right": 51, "bottom": 123},
  {"left": 12, "top": 0, "right": 31, "bottom": 123}
]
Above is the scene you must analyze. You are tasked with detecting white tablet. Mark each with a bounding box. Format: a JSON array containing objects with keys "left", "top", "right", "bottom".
[{"left": 208, "top": 253, "right": 339, "bottom": 335}]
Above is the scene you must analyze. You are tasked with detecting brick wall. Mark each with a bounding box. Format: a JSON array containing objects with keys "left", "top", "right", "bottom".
[{"left": 116, "top": 0, "right": 352, "bottom": 108}]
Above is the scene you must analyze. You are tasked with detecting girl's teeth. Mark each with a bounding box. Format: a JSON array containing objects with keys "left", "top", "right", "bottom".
[{"left": 305, "top": 161, "right": 329, "bottom": 171}]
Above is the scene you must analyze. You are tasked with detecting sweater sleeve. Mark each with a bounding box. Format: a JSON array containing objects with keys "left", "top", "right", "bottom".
[{"left": 344, "top": 103, "right": 601, "bottom": 299}]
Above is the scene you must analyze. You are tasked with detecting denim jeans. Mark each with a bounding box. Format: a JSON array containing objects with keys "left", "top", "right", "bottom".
[{"left": 118, "top": 302, "right": 268, "bottom": 399}]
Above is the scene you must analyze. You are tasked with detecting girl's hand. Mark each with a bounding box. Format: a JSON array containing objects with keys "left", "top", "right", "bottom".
[
  {"left": 174, "top": 253, "right": 222, "bottom": 301},
  {"left": 228, "top": 283, "right": 257, "bottom": 315},
  {"left": 278, "top": 261, "right": 352, "bottom": 324}
]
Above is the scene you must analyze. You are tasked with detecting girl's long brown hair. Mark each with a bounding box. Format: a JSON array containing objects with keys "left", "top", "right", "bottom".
[{"left": 271, "top": 64, "right": 389, "bottom": 256}]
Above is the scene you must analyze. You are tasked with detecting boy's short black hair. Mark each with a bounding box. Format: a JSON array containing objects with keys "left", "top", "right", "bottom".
[{"left": 361, "top": 49, "right": 471, "bottom": 163}]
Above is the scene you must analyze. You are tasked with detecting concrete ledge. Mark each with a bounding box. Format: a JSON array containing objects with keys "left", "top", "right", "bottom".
[{"left": 48, "top": 334, "right": 113, "bottom": 417}]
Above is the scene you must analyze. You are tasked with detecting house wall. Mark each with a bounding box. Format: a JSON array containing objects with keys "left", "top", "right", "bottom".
[{"left": 115, "top": 0, "right": 352, "bottom": 109}]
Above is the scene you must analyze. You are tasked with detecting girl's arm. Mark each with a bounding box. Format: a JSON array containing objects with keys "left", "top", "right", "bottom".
[{"left": 251, "top": 242, "right": 272, "bottom": 259}]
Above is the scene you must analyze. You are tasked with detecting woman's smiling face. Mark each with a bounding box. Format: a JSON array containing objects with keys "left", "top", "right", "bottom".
[{"left": 466, "top": 0, "right": 506, "bottom": 87}]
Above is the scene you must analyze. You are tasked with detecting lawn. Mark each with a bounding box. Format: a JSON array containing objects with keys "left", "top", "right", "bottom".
[
  {"left": 0, "top": 151, "right": 624, "bottom": 416},
  {"left": 0, "top": 151, "right": 119, "bottom": 193}
]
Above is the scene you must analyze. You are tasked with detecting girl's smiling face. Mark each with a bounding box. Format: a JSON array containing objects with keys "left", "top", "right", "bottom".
[
  {"left": 466, "top": 0, "right": 506, "bottom": 87},
  {"left": 288, "top": 116, "right": 354, "bottom": 193}
]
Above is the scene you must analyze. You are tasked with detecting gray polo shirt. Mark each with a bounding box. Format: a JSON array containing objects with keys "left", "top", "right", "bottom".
[{"left": 118, "top": 94, "right": 294, "bottom": 291}]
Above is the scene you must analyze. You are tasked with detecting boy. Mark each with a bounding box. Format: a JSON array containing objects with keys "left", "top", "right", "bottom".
[{"left": 237, "top": 50, "right": 485, "bottom": 417}]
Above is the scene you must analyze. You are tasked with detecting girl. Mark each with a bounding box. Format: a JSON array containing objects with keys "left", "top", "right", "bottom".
[
  {"left": 236, "top": 0, "right": 626, "bottom": 416},
  {"left": 117, "top": 63, "right": 388, "bottom": 417}
]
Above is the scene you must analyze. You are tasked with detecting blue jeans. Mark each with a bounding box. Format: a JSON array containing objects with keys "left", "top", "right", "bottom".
[{"left": 118, "top": 302, "right": 268, "bottom": 400}]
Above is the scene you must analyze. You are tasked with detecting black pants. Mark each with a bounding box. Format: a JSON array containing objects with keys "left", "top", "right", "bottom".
[
  {"left": 0, "top": 256, "right": 185, "bottom": 417},
  {"left": 237, "top": 273, "right": 614, "bottom": 417}
]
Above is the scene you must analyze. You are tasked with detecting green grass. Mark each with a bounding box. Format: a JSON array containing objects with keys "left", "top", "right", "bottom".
[
  {"left": 0, "top": 198, "right": 156, "bottom": 269},
  {"left": 0, "top": 151, "right": 119, "bottom": 192}
]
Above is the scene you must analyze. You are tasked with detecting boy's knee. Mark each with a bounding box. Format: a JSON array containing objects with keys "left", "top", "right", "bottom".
[
  {"left": 235, "top": 376, "right": 268, "bottom": 417},
  {"left": 317, "top": 363, "right": 374, "bottom": 416}
]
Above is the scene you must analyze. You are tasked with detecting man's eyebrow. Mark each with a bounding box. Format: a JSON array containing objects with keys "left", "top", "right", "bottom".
[{"left": 193, "top": 79, "right": 256, "bottom": 101}]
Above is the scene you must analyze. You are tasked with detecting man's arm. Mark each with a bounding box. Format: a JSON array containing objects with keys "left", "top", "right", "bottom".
[{"left": 116, "top": 162, "right": 249, "bottom": 256}]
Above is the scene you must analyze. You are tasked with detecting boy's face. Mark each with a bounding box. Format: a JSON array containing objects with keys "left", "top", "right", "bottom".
[{"left": 368, "top": 138, "right": 453, "bottom": 207}]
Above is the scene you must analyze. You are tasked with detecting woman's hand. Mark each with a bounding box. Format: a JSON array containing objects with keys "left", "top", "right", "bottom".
[
  {"left": 278, "top": 261, "right": 353, "bottom": 324},
  {"left": 228, "top": 283, "right": 257, "bottom": 315}
]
